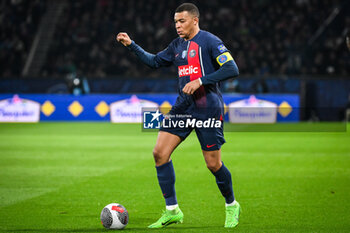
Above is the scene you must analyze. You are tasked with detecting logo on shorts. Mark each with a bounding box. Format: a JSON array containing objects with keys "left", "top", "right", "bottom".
[
  {"left": 143, "top": 110, "right": 163, "bottom": 129},
  {"left": 206, "top": 144, "right": 216, "bottom": 148},
  {"left": 189, "top": 49, "right": 196, "bottom": 58}
]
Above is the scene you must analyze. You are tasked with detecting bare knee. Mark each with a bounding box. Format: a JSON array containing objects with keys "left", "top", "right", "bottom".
[
  {"left": 206, "top": 160, "right": 222, "bottom": 173},
  {"left": 153, "top": 147, "right": 170, "bottom": 166},
  {"left": 203, "top": 149, "right": 222, "bottom": 172}
]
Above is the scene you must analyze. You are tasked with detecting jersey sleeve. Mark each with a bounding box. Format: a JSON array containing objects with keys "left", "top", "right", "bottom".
[
  {"left": 208, "top": 35, "right": 234, "bottom": 67},
  {"left": 154, "top": 41, "right": 175, "bottom": 67},
  {"left": 200, "top": 33, "right": 239, "bottom": 85}
]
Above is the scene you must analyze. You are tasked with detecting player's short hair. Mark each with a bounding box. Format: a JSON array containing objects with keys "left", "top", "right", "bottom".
[{"left": 175, "top": 3, "right": 200, "bottom": 18}]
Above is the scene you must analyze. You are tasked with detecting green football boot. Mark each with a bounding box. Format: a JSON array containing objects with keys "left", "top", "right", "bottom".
[
  {"left": 148, "top": 207, "right": 184, "bottom": 228},
  {"left": 224, "top": 201, "right": 241, "bottom": 228}
]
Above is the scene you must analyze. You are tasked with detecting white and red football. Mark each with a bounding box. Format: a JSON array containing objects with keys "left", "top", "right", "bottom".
[{"left": 100, "top": 203, "right": 129, "bottom": 229}]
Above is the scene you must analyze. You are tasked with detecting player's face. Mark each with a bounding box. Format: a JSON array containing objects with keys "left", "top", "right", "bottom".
[{"left": 174, "top": 11, "right": 198, "bottom": 40}]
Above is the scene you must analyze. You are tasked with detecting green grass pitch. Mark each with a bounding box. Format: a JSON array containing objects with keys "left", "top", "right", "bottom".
[{"left": 0, "top": 123, "right": 349, "bottom": 233}]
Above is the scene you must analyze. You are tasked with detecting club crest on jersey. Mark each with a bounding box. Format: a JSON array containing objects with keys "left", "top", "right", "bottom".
[
  {"left": 189, "top": 49, "right": 196, "bottom": 58},
  {"left": 218, "top": 44, "right": 228, "bottom": 53},
  {"left": 178, "top": 64, "right": 200, "bottom": 77},
  {"left": 182, "top": 50, "right": 187, "bottom": 59}
]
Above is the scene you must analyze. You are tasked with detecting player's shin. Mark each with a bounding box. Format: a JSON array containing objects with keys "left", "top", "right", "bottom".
[
  {"left": 156, "top": 160, "right": 178, "bottom": 207},
  {"left": 211, "top": 161, "right": 235, "bottom": 204}
]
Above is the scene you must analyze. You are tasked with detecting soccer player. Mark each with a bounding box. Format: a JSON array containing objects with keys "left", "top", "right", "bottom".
[{"left": 116, "top": 3, "right": 240, "bottom": 228}]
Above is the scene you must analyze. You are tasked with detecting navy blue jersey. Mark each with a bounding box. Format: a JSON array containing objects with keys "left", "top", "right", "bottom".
[{"left": 154, "top": 30, "right": 232, "bottom": 119}]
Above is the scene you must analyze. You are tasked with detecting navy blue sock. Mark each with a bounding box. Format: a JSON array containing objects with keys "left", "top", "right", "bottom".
[
  {"left": 156, "top": 160, "right": 177, "bottom": 206},
  {"left": 211, "top": 162, "right": 235, "bottom": 204}
]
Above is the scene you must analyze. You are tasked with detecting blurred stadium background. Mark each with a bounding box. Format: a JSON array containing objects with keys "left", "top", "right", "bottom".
[
  {"left": 1, "top": 0, "right": 350, "bottom": 232},
  {"left": 0, "top": 0, "right": 350, "bottom": 122}
]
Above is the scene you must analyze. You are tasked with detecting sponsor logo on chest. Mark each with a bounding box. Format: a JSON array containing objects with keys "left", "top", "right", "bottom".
[{"left": 178, "top": 64, "right": 200, "bottom": 77}]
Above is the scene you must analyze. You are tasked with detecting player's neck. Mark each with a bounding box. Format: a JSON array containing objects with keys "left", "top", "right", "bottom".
[{"left": 184, "top": 27, "right": 200, "bottom": 41}]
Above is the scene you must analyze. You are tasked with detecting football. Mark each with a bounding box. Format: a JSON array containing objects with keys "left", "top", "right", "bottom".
[{"left": 100, "top": 203, "right": 129, "bottom": 230}]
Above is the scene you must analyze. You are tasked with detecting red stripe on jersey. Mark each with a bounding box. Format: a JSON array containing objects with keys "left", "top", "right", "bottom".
[
  {"left": 187, "top": 42, "right": 203, "bottom": 81},
  {"left": 187, "top": 41, "right": 206, "bottom": 107}
]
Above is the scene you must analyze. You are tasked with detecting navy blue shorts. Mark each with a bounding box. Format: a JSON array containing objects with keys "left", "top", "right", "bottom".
[
  {"left": 159, "top": 107, "right": 226, "bottom": 151},
  {"left": 160, "top": 125, "right": 225, "bottom": 151}
]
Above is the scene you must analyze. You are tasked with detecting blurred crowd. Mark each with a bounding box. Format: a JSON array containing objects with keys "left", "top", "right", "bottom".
[
  {"left": 0, "top": 0, "right": 46, "bottom": 77},
  {"left": 1, "top": 0, "right": 350, "bottom": 78}
]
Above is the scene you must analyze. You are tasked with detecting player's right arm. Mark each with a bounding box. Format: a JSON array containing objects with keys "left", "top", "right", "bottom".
[{"left": 116, "top": 32, "right": 173, "bottom": 69}]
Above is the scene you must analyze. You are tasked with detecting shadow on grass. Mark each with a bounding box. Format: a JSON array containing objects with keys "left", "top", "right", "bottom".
[
  {"left": 4, "top": 225, "right": 224, "bottom": 232},
  {"left": 4, "top": 229, "right": 104, "bottom": 232}
]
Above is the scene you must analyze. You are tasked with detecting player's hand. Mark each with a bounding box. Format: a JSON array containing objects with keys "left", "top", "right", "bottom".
[
  {"left": 182, "top": 79, "right": 201, "bottom": 95},
  {"left": 116, "top": 32, "right": 132, "bottom": 46}
]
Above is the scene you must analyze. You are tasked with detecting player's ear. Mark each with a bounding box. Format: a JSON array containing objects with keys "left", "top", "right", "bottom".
[{"left": 193, "top": 16, "right": 199, "bottom": 25}]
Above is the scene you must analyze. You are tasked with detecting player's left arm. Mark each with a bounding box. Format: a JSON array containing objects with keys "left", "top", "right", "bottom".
[
  {"left": 182, "top": 53, "right": 239, "bottom": 95},
  {"left": 201, "top": 54, "right": 239, "bottom": 85},
  {"left": 183, "top": 35, "right": 239, "bottom": 95}
]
